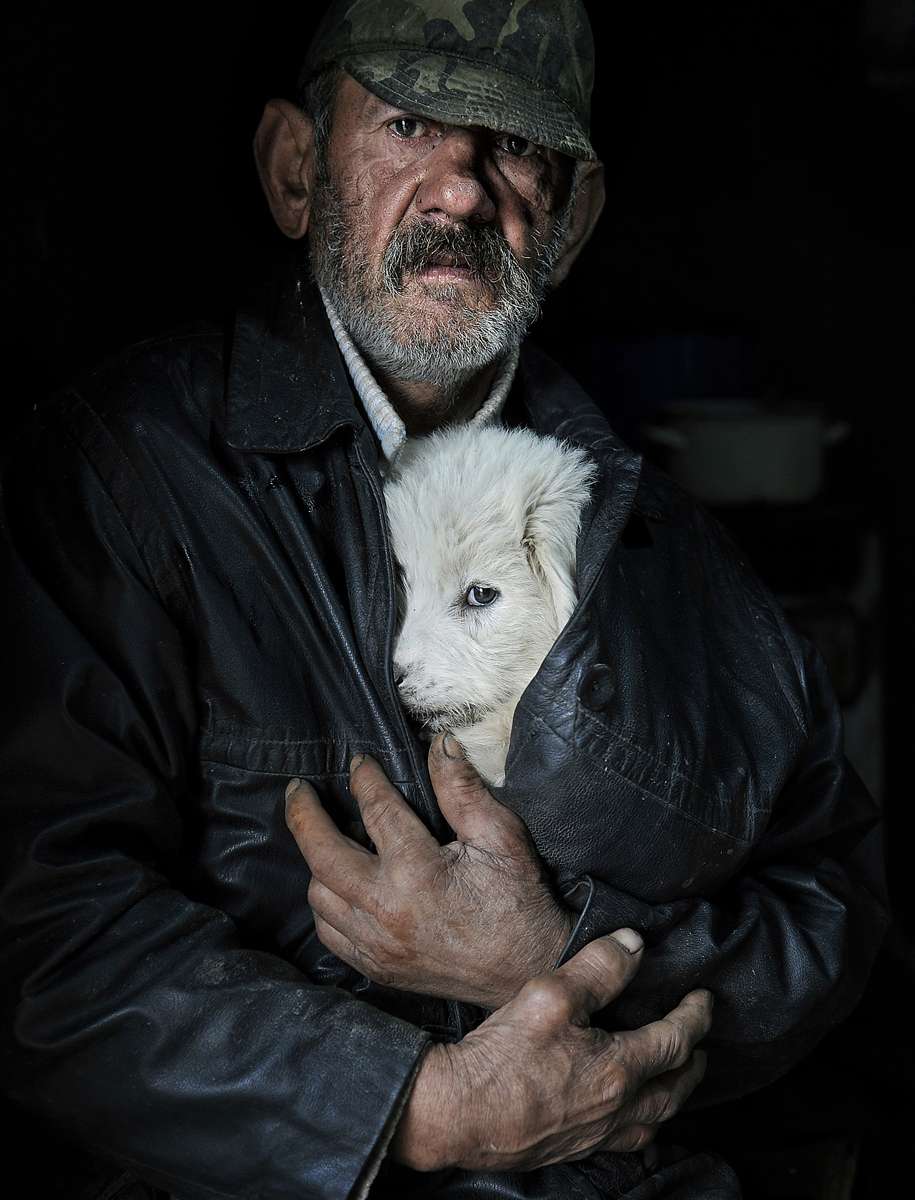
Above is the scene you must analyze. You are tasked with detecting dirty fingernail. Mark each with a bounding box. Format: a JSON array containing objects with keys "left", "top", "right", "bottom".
[
  {"left": 285, "top": 777, "right": 302, "bottom": 801},
  {"left": 442, "top": 732, "right": 464, "bottom": 759},
  {"left": 609, "top": 927, "right": 643, "bottom": 954},
  {"left": 349, "top": 753, "right": 365, "bottom": 773}
]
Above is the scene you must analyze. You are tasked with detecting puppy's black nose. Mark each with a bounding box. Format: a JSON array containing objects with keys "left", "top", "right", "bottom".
[{"left": 394, "top": 670, "right": 407, "bottom": 688}]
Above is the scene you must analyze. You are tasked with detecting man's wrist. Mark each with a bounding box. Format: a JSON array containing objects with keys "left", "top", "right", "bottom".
[
  {"left": 389, "top": 1042, "right": 466, "bottom": 1172},
  {"left": 496, "top": 902, "right": 576, "bottom": 1007},
  {"left": 545, "top": 903, "right": 577, "bottom": 975}
]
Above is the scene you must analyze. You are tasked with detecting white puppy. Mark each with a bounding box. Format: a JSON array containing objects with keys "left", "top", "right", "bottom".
[{"left": 384, "top": 425, "right": 597, "bottom": 787}]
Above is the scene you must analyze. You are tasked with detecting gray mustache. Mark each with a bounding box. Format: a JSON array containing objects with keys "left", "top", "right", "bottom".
[{"left": 381, "top": 222, "right": 528, "bottom": 295}]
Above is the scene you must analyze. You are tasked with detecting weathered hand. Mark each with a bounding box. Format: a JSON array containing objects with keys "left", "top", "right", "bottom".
[
  {"left": 391, "top": 934, "right": 714, "bottom": 1173},
  {"left": 284, "top": 733, "right": 574, "bottom": 1009}
]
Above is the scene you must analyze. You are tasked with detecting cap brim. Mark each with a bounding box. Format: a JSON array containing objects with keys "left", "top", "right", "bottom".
[{"left": 339, "top": 50, "right": 597, "bottom": 161}]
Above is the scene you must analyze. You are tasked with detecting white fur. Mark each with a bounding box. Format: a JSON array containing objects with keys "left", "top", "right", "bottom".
[{"left": 384, "top": 425, "right": 597, "bottom": 786}]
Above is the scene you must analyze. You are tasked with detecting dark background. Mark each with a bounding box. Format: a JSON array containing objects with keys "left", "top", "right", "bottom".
[{"left": 3, "top": 2, "right": 914, "bottom": 1196}]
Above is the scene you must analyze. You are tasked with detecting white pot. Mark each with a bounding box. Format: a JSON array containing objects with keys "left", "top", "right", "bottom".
[{"left": 642, "top": 400, "right": 850, "bottom": 505}]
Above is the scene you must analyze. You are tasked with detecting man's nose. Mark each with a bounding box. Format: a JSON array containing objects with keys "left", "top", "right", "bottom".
[{"left": 414, "top": 129, "right": 497, "bottom": 224}]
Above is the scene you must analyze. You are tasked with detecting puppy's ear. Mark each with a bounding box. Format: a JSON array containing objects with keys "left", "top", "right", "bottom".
[
  {"left": 522, "top": 505, "right": 580, "bottom": 631},
  {"left": 521, "top": 449, "right": 597, "bottom": 630}
]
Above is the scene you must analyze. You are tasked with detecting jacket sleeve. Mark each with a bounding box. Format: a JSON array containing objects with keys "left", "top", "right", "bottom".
[
  {"left": 556, "top": 639, "right": 889, "bottom": 1106},
  {"left": 0, "top": 403, "right": 427, "bottom": 1200}
]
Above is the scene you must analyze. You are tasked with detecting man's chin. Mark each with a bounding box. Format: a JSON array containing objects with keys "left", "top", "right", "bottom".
[
  {"left": 386, "top": 280, "right": 509, "bottom": 345},
  {"left": 324, "top": 275, "right": 530, "bottom": 378},
  {"left": 403, "top": 271, "right": 496, "bottom": 307}
]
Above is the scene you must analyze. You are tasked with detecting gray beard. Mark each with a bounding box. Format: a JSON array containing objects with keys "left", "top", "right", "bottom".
[{"left": 307, "top": 169, "right": 578, "bottom": 392}]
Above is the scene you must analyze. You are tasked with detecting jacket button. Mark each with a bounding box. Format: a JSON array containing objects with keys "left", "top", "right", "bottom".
[{"left": 579, "top": 663, "right": 615, "bottom": 711}]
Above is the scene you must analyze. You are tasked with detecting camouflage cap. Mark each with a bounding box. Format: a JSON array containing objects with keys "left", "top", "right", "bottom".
[{"left": 299, "top": 0, "right": 597, "bottom": 161}]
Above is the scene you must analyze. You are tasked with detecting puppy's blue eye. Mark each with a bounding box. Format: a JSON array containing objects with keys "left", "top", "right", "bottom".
[{"left": 466, "top": 585, "right": 499, "bottom": 607}]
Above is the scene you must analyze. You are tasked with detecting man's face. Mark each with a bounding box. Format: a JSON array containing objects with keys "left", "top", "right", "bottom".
[{"left": 308, "top": 74, "right": 578, "bottom": 389}]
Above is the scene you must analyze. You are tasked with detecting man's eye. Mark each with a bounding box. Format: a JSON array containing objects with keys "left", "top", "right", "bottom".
[
  {"left": 389, "top": 117, "right": 427, "bottom": 139},
  {"left": 496, "top": 133, "right": 538, "bottom": 158}
]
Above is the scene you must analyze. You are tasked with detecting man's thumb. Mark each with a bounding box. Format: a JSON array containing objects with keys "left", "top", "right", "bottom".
[
  {"left": 428, "top": 733, "right": 522, "bottom": 846},
  {"left": 554, "top": 931, "right": 645, "bottom": 1018}
]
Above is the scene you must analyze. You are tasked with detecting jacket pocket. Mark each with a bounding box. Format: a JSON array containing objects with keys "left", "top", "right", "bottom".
[{"left": 502, "top": 700, "right": 756, "bottom": 904}]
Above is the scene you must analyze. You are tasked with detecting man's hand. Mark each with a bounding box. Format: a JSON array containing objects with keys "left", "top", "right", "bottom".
[
  {"left": 284, "top": 734, "right": 574, "bottom": 1009},
  {"left": 391, "top": 934, "right": 713, "bottom": 1172}
]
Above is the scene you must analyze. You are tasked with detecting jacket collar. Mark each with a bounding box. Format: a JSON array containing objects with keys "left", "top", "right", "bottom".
[
  {"left": 224, "top": 260, "right": 362, "bottom": 453},
  {"left": 519, "top": 337, "right": 670, "bottom": 535},
  {"left": 518, "top": 341, "right": 631, "bottom": 454}
]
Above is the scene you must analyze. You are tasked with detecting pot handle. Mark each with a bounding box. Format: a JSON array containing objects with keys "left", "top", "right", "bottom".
[
  {"left": 824, "top": 420, "right": 852, "bottom": 446},
  {"left": 641, "top": 425, "right": 688, "bottom": 450}
]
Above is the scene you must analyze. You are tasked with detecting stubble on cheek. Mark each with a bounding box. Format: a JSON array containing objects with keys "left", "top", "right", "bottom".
[{"left": 348, "top": 168, "right": 390, "bottom": 267}]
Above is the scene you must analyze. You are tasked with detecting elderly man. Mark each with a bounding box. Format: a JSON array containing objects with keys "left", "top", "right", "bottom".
[{"left": 1, "top": 2, "right": 887, "bottom": 1199}]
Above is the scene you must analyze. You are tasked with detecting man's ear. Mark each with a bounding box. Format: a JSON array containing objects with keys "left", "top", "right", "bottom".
[
  {"left": 549, "top": 159, "right": 605, "bottom": 287},
  {"left": 252, "top": 99, "right": 317, "bottom": 239}
]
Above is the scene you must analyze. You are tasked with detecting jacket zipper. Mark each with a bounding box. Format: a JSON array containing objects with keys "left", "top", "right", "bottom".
[
  {"left": 351, "top": 436, "right": 469, "bottom": 1041},
  {"left": 350, "top": 437, "right": 438, "bottom": 824}
]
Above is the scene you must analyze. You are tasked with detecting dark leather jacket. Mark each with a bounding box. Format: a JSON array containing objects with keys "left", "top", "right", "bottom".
[{"left": 0, "top": 270, "right": 888, "bottom": 1200}]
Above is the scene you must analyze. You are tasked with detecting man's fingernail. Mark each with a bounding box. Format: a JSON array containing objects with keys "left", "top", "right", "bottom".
[
  {"left": 349, "top": 753, "right": 365, "bottom": 773},
  {"left": 285, "top": 778, "right": 302, "bottom": 801},
  {"left": 609, "top": 927, "right": 643, "bottom": 954},
  {"left": 442, "top": 732, "right": 464, "bottom": 759}
]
